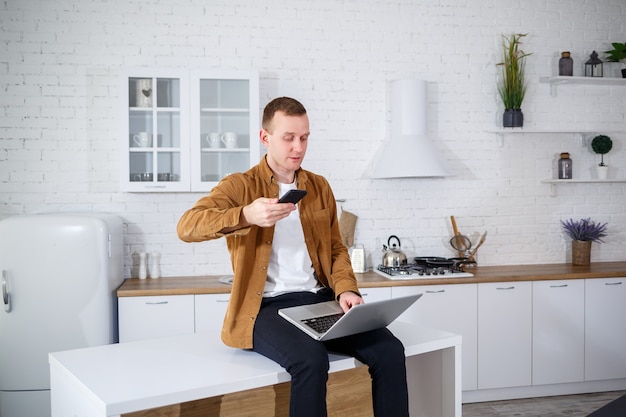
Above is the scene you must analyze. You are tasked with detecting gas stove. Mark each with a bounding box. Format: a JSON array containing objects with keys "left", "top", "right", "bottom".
[{"left": 374, "top": 257, "right": 474, "bottom": 280}]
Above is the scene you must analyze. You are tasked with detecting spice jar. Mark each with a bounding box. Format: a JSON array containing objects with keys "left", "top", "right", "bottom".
[
  {"left": 558, "top": 152, "right": 572, "bottom": 179},
  {"left": 559, "top": 51, "right": 573, "bottom": 76}
]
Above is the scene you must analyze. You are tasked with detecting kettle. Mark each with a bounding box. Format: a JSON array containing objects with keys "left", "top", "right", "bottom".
[{"left": 382, "top": 235, "right": 408, "bottom": 267}]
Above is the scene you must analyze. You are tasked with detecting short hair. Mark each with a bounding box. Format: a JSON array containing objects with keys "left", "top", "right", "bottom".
[{"left": 262, "top": 97, "right": 307, "bottom": 132}]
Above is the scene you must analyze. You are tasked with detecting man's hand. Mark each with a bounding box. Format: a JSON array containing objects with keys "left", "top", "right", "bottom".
[
  {"left": 338, "top": 291, "right": 364, "bottom": 313},
  {"left": 242, "top": 197, "right": 297, "bottom": 228}
]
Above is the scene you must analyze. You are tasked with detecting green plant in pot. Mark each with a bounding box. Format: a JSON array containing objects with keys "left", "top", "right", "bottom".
[
  {"left": 591, "top": 134, "right": 613, "bottom": 179},
  {"left": 497, "top": 33, "right": 532, "bottom": 128},
  {"left": 561, "top": 217, "right": 608, "bottom": 266},
  {"left": 604, "top": 41, "right": 626, "bottom": 78}
]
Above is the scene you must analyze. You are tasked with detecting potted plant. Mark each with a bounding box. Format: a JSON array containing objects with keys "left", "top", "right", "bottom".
[
  {"left": 497, "top": 33, "right": 532, "bottom": 128},
  {"left": 604, "top": 41, "right": 626, "bottom": 78},
  {"left": 561, "top": 217, "right": 608, "bottom": 265},
  {"left": 591, "top": 134, "right": 613, "bottom": 179}
]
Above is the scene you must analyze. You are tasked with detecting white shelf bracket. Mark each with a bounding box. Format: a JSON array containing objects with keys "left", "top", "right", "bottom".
[
  {"left": 496, "top": 134, "right": 504, "bottom": 147},
  {"left": 550, "top": 84, "right": 557, "bottom": 97}
]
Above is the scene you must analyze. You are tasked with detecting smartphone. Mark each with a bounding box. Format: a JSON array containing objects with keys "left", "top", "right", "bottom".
[{"left": 278, "top": 189, "right": 307, "bottom": 204}]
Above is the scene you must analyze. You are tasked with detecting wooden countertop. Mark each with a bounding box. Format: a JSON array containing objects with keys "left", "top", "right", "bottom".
[{"left": 117, "top": 261, "right": 626, "bottom": 297}]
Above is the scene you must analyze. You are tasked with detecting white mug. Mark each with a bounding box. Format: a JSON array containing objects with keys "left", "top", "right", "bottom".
[
  {"left": 133, "top": 132, "right": 151, "bottom": 147},
  {"left": 221, "top": 132, "right": 238, "bottom": 148},
  {"left": 205, "top": 132, "right": 221, "bottom": 148}
]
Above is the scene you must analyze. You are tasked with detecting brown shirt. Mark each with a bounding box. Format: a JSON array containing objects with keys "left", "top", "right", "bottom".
[{"left": 177, "top": 157, "right": 359, "bottom": 348}]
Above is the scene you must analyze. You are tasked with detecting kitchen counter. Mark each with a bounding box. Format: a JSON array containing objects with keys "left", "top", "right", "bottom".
[
  {"left": 50, "top": 322, "right": 462, "bottom": 417},
  {"left": 117, "top": 261, "right": 626, "bottom": 296}
]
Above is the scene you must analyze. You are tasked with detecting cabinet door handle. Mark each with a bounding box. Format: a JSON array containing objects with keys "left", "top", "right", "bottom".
[
  {"left": 216, "top": 299, "right": 229, "bottom": 303},
  {"left": 426, "top": 290, "right": 445, "bottom": 294},
  {"left": 2, "top": 270, "right": 10, "bottom": 313},
  {"left": 605, "top": 282, "right": 623, "bottom": 286},
  {"left": 496, "top": 286, "right": 515, "bottom": 290},
  {"left": 550, "top": 284, "right": 568, "bottom": 288},
  {"left": 145, "top": 301, "right": 169, "bottom": 305}
]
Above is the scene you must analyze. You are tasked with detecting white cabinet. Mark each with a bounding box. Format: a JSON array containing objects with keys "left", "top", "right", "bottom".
[
  {"left": 190, "top": 71, "right": 260, "bottom": 192},
  {"left": 392, "top": 284, "right": 478, "bottom": 391},
  {"left": 194, "top": 293, "right": 230, "bottom": 334},
  {"left": 477, "top": 281, "right": 531, "bottom": 390},
  {"left": 532, "top": 280, "right": 584, "bottom": 385},
  {"left": 359, "top": 286, "right": 391, "bottom": 302},
  {"left": 585, "top": 277, "right": 626, "bottom": 381},
  {"left": 121, "top": 70, "right": 190, "bottom": 192},
  {"left": 121, "top": 69, "right": 259, "bottom": 192},
  {"left": 118, "top": 295, "right": 195, "bottom": 343}
]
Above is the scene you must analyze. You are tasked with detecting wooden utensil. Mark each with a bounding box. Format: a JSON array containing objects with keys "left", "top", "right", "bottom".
[
  {"left": 468, "top": 231, "right": 487, "bottom": 261},
  {"left": 450, "top": 216, "right": 464, "bottom": 258}
]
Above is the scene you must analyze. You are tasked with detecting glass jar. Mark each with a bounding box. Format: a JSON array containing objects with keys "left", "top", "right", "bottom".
[
  {"left": 559, "top": 51, "right": 573, "bottom": 76},
  {"left": 558, "top": 152, "right": 572, "bottom": 179}
]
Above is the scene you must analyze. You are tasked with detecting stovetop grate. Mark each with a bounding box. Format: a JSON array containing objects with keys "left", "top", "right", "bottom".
[{"left": 374, "top": 262, "right": 474, "bottom": 280}]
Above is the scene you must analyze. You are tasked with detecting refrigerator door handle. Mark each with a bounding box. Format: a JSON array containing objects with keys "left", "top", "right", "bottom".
[{"left": 2, "top": 269, "right": 10, "bottom": 312}]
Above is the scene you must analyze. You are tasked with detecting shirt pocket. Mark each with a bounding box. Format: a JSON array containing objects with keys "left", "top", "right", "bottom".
[{"left": 309, "top": 208, "right": 331, "bottom": 250}]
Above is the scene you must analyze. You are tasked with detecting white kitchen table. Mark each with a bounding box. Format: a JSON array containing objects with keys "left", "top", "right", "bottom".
[{"left": 49, "top": 321, "right": 462, "bottom": 417}]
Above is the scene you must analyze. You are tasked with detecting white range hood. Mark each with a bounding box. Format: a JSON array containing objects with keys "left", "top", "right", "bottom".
[{"left": 365, "top": 79, "right": 451, "bottom": 179}]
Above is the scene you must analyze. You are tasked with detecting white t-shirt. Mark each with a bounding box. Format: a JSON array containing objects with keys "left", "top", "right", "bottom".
[{"left": 264, "top": 182, "right": 318, "bottom": 297}]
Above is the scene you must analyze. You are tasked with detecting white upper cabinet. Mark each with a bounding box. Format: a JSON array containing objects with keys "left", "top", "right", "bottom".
[
  {"left": 121, "top": 69, "right": 259, "bottom": 192},
  {"left": 190, "top": 71, "right": 260, "bottom": 192}
]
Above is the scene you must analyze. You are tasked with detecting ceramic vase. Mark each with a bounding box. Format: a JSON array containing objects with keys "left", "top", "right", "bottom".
[
  {"left": 138, "top": 252, "right": 148, "bottom": 279},
  {"left": 571, "top": 240, "right": 592, "bottom": 266},
  {"left": 596, "top": 165, "right": 608, "bottom": 180},
  {"left": 503, "top": 109, "right": 524, "bottom": 128},
  {"left": 149, "top": 251, "right": 161, "bottom": 279}
]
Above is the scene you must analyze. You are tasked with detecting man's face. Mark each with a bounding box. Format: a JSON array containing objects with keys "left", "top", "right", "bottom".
[{"left": 261, "top": 111, "right": 310, "bottom": 182}]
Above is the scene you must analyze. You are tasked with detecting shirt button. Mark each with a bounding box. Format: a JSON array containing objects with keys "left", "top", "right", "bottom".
[
  {"left": 266, "top": 241, "right": 271, "bottom": 245},
  {"left": 262, "top": 266, "right": 267, "bottom": 270}
]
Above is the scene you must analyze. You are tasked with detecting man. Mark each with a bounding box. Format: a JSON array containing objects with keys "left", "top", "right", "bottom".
[{"left": 177, "top": 97, "right": 409, "bottom": 416}]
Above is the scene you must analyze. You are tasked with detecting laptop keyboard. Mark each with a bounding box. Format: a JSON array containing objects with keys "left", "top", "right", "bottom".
[{"left": 302, "top": 313, "right": 344, "bottom": 333}]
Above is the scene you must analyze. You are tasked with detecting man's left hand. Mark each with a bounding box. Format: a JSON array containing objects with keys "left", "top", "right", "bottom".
[{"left": 338, "top": 291, "right": 364, "bottom": 313}]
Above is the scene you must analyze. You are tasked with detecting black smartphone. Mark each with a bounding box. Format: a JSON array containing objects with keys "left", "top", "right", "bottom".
[{"left": 278, "top": 189, "right": 307, "bottom": 204}]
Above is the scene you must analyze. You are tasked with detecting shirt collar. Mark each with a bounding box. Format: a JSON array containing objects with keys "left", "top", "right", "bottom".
[{"left": 259, "top": 155, "right": 307, "bottom": 187}]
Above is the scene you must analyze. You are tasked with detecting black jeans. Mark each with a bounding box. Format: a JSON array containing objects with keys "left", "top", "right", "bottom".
[{"left": 251, "top": 289, "right": 409, "bottom": 417}]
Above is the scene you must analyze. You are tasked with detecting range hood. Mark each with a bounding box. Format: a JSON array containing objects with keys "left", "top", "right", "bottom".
[{"left": 365, "top": 79, "right": 451, "bottom": 178}]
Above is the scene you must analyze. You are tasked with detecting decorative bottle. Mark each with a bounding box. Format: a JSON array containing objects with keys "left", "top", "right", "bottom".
[
  {"left": 138, "top": 252, "right": 147, "bottom": 279},
  {"left": 558, "top": 152, "right": 572, "bottom": 179},
  {"left": 559, "top": 51, "right": 573, "bottom": 76},
  {"left": 149, "top": 251, "right": 161, "bottom": 279}
]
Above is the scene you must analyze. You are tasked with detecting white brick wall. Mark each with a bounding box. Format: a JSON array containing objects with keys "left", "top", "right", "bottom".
[{"left": 1, "top": 0, "right": 625, "bottom": 278}]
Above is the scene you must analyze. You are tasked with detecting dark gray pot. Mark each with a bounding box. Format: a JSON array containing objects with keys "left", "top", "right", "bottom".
[{"left": 503, "top": 109, "right": 524, "bottom": 128}]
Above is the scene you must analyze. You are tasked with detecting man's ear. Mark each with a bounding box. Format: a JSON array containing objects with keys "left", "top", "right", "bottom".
[{"left": 260, "top": 128, "right": 270, "bottom": 146}]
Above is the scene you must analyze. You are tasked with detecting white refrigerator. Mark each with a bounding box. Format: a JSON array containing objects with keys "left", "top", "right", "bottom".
[{"left": 0, "top": 213, "right": 123, "bottom": 417}]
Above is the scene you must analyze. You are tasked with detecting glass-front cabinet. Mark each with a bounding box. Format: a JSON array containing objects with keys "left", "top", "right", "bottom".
[
  {"left": 121, "top": 69, "right": 258, "bottom": 192},
  {"left": 190, "top": 71, "right": 259, "bottom": 191}
]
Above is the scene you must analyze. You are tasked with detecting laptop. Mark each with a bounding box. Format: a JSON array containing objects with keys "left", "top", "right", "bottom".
[{"left": 278, "top": 294, "right": 422, "bottom": 341}]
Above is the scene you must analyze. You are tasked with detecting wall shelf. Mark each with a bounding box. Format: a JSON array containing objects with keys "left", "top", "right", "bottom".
[
  {"left": 539, "top": 76, "right": 626, "bottom": 96},
  {"left": 487, "top": 129, "right": 611, "bottom": 147},
  {"left": 541, "top": 179, "right": 626, "bottom": 196}
]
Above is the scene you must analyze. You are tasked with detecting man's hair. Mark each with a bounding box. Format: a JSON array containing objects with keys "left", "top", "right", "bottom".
[{"left": 262, "top": 97, "right": 307, "bottom": 132}]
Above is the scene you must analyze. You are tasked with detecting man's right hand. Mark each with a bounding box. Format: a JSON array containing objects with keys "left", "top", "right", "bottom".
[{"left": 242, "top": 197, "right": 297, "bottom": 228}]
